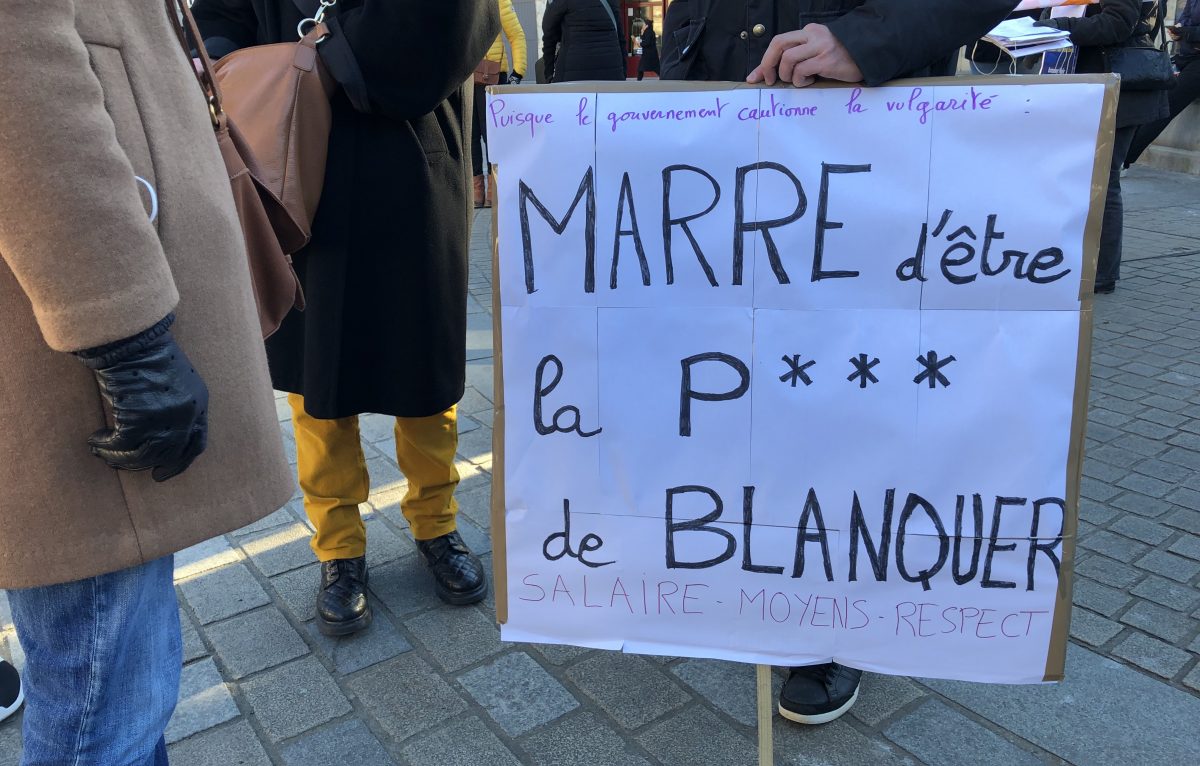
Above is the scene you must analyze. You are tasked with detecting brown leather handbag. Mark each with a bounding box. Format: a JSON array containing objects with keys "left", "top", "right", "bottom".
[
  {"left": 475, "top": 59, "right": 502, "bottom": 85},
  {"left": 169, "top": 0, "right": 320, "bottom": 337}
]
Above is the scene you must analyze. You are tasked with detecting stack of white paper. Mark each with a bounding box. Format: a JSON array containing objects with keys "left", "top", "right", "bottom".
[{"left": 984, "top": 16, "right": 1073, "bottom": 59}]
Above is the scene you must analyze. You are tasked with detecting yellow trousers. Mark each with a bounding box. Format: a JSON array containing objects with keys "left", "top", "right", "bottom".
[{"left": 288, "top": 394, "right": 460, "bottom": 561}]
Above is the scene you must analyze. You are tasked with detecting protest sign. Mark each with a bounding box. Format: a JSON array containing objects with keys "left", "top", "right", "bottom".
[{"left": 486, "top": 77, "right": 1118, "bottom": 684}]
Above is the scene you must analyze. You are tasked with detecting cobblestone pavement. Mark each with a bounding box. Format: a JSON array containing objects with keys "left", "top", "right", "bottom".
[{"left": 2, "top": 167, "right": 1199, "bottom": 765}]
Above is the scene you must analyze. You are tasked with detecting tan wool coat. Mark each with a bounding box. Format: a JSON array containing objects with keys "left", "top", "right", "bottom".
[{"left": 0, "top": 0, "right": 294, "bottom": 589}]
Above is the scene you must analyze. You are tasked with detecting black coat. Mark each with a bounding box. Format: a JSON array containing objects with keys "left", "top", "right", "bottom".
[
  {"left": 640, "top": 26, "right": 662, "bottom": 73},
  {"left": 192, "top": 0, "right": 498, "bottom": 419},
  {"left": 543, "top": 0, "right": 627, "bottom": 82},
  {"left": 1049, "top": 0, "right": 1170, "bottom": 128},
  {"left": 661, "top": 0, "right": 1018, "bottom": 84}
]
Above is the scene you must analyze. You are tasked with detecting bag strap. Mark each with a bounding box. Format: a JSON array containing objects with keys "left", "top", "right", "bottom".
[
  {"left": 167, "top": 0, "right": 226, "bottom": 129},
  {"left": 292, "top": 0, "right": 372, "bottom": 113}
]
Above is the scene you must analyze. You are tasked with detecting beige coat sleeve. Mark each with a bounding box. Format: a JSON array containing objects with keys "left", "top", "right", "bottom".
[{"left": 0, "top": 0, "right": 178, "bottom": 352}]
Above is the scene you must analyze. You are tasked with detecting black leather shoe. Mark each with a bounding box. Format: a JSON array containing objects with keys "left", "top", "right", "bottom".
[
  {"left": 0, "top": 660, "right": 23, "bottom": 724},
  {"left": 778, "top": 662, "right": 862, "bottom": 725},
  {"left": 316, "top": 557, "right": 372, "bottom": 637},
  {"left": 1094, "top": 281, "right": 1116, "bottom": 295},
  {"left": 416, "top": 531, "right": 487, "bottom": 605}
]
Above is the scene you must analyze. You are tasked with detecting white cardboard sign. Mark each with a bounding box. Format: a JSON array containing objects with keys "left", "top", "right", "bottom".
[{"left": 488, "top": 79, "right": 1115, "bottom": 684}]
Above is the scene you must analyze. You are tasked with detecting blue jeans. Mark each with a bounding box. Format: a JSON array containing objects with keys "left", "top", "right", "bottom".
[{"left": 7, "top": 556, "right": 180, "bottom": 766}]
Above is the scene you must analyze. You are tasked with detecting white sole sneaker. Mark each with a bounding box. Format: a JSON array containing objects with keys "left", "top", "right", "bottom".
[
  {"left": 0, "top": 685, "right": 23, "bottom": 724},
  {"left": 777, "top": 684, "right": 859, "bottom": 725}
]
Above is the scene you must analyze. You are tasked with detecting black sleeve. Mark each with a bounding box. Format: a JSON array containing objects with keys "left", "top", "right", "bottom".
[
  {"left": 1182, "top": 26, "right": 1200, "bottom": 43},
  {"left": 824, "top": 0, "right": 1020, "bottom": 86},
  {"left": 336, "top": 1, "right": 498, "bottom": 120},
  {"left": 190, "top": 0, "right": 259, "bottom": 58},
  {"left": 542, "top": 0, "right": 568, "bottom": 82},
  {"left": 1051, "top": 0, "right": 1140, "bottom": 47}
]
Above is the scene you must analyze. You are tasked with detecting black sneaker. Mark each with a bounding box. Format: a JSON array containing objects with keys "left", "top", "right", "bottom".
[
  {"left": 778, "top": 662, "right": 862, "bottom": 725},
  {"left": 416, "top": 531, "right": 487, "bottom": 605},
  {"left": 0, "top": 660, "right": 23, "bottom": 723}
]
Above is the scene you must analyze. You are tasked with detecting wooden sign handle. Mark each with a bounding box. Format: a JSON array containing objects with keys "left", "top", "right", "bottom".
[{"left": 756, "top": 664, "right": 774, "bottom": 766}]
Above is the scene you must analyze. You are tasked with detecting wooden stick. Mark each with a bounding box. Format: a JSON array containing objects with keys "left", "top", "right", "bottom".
[{"left": 756, "top": 664, "right": 774, "bottom": 766}]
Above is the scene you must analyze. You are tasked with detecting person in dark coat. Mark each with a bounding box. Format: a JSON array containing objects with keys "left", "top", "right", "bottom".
[
  {"left": 660, "top": 0, "right": 1017, "bottom": 729},
  {"left": 191, "top": 0, "right": 500, "bottom": 636},
  {"left": 542, "top": 0, "right": 627, "bottom": 82},
  {"left": 1039, "top": 0, "right": 1171, "bottom": 293},
  {"left": 638, "top": 18, "right": 662, "bottom": 80},
  {"left": 1127, "top": 0, "right": 1200, "bottom": 166}
]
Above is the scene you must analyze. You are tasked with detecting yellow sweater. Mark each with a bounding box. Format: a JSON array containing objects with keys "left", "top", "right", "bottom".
[{"left": 485, "top": 0, "right": 527, "bottom": 76}]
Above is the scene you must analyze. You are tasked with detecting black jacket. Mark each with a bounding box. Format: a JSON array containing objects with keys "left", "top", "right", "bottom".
[
  {"left": 661, "top": 0, "right": 1018, "bottom": 83},
  {"left": 543, "top": 0, "right": 627, "bottom": 82},
  {"left": 640, "top": 26, "right": 662, "bottom": 73},
  {"left": 1050, "top": 0, "right": 1170, "bottom": 128},
  {"left": 192, "top": 0, "right": 498, "bottom": 418}
]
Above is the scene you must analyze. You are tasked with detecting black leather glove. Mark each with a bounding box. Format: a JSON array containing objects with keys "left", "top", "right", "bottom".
[
  {"left": 509, "top": 72, "right": 523, "bottom": 85},
  {"left": 74, "top": 314, "right": 209, "bottom": 482},
  {"left": 1034, "top": 19, "right": 1063, "bottom": 29}
]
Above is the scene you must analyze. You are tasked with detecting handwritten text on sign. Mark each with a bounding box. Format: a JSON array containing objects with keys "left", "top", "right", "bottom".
[{"left": 490, "top": 83, "right": 1104, "bottom": 683}]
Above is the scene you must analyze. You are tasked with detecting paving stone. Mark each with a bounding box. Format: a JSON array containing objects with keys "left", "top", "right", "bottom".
[
  {"left": 531, "top": 642, "right": 593, "bottom": 666},
  {"left": 240, "top": 656, "right": 351, "bottom": 741},
  {"left": 1131, "top": 575, "right": 1200, "bottom": 612},
  {"left": 175, "top": 536, "right": 241, "bottom": 581},
  {"left": 1072, "top": 579, "right": 1133, "bottom": 618},
  {"left": 1109, "top": 516, "right": 1173, "bottom": 545},
  {"left": 1167, "top": 486, "right": 1200, "bottom": 511},
  {"left": 457, "top": 485, "right": 493, "bottom": 531},
  {"left": 1183, "top": 664, "right": 1200, "bottom": 693},
  {"left": 344, "top": 654, "right": 466, "bottom": 742},
  {"left": 1161, "top": 446, "right": 1200, "bottom": 470},
  {"left": 845, "top": 672, "right": 927, "bottom": 728},
  {"left": 670, "top": 658, "right": 757, "bottom": 726},
  {"left": 638, "top": 706, "right": 755, "bottom": 766},
  {"left": 178, "top": 563, "right": 271, "bottom": 625},
  {"left": 305, "top": 614, "right": 412, "bottom": 675},
  {"left": 1115, "top": 472, "right": 1175, "bottom": 498},
  {"left": 240, "top": 523, "right": 316, "bottom": 577},
  {"left": 205, "top": 608, "right": 309, "bottom": 679},
  {"left": 369, "top": 556, "right": 443, "bottom": 616},
  {"left": 458, "top": 386, "right": 494, "bottom": 414},
  {"left": 1079, "top": 531, "right": 1150, "bottom": 562},
  {"left": 1140, "top": 409, "right": 1189, "bottom": 428},
  {"left": 459, "top": 652, "right": 579, "bottom": 736},
  {"left": 771, "top": 714, "right": 916, "bottom": 766},
  {"left": 231, "top": 502, "right": 303, "bottom": 538},
  {"left": 1111, "top": 492, "right": 1173, "bottom": 518},
  {"left": 0, "top": 718, "right": 22, "bottom": 766},
  {"left": 1131, "top": 457, "right": 1194, "bottom": 484},
  {"left": 924, "top": 643, "right": 1200, "bottom": 765},
  {"left": 1168, "top": 534, "right": 1200, "bottom": 561},
  {"left": 363, "top": 515, "right": 414, "bottom": 566},
  {"left": 269, "top": 563, "right": 320, "bottom": 623},
  {"left": 1078, "top": 498, "right": 1119, "bottom": 525},
  {"left": 359, "top": 412, "right": 396, "bottom": 444},
  {"left": 1121, "top": 419, "right": 1177, "bottom": 441},
  {"left": 886, "top": 699, "right": 1042, "bottom": 766},
  {"left": 1120, "top": 600, "right": 1196, "bottom": 643},
  {"left": 1136, "top": 549, "right": 1200, "bottom": 582},
  {"left": 1074, "top": 555, "right": 1143, "bottom": 589},
  {"left": 165, "top": 658, "right": 239, "bottom": 744},
  {"left": 400, "top": 716, "right": 521, "bottom": 766},
  {"left": 180, "top": 608, "right": 208, "bottom": 664},
  {"left": 1112, "top": 632, "right": 1193, "bottom": 679},
  {"left": 405, "top": 605, "right": 502, "bottom": 672},
  {"left": 567, "top": 652, "right": 691, "bottom": 730},
  {"left": 168, "top": 720, "right": 271, "bottom": 766},
  {"left": 1069, "top": 606, "right": 1124, "bottom": 647},
  {"left": 1164, "top": 508, "right": 1200, "bottom": 534},
  {"left": 281, "top": 719, "right": 395, "bottom": 765},
  {"left": 521, "top": 711, "right": 653, "bottom": 766}
]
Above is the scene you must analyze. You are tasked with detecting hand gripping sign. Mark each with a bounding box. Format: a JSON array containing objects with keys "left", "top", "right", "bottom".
[{"left": 485, "top": 76, "right": 1118, "bottom": 684}]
